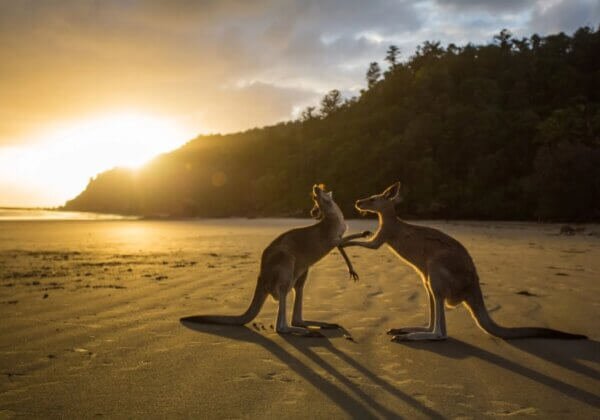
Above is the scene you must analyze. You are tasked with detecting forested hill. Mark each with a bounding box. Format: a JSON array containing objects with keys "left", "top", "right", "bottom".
[{"left": 64, "top": 27, "right": 600, "bottom": 221}]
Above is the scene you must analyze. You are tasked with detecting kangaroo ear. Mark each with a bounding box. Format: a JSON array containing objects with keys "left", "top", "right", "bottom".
[
  {"left": 383, "top": 182, "right": 401, "bottom": 200},
  {"left": 327, "top": 191, "right": 333, "bottom": 199},
  {"left": 312, "top": 184, "right": 321, "bottom": 196},
  {"left": 391, "top": 182, "right": 402, "bottom": 202}
]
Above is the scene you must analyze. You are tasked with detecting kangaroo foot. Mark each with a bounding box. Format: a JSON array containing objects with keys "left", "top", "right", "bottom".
[
  {"left": 387, "top": 326, "right": 432, "bottom": 335},
  {"left": 391, "top": 332, "right": 446, "bottom": 342},
  {"left": 318, "top": 322, "right": 341, "bottom": 330},
  {"left": 302, "top": 329, "right": 326, "bottom": 337},
  {"left": 278, "top": 326, "right": 325, "bottom": 338},
  {"left": 293, "top": 320, "right": 341, "bottom": 330}
]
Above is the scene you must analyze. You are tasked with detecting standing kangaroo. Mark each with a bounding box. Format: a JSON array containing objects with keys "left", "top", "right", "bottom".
[
  {"left": 182, "top": 184, "right": 369, "bottom": 337},
  {"left": 342, "top": 182, "right": 587, "bottom": 341}
]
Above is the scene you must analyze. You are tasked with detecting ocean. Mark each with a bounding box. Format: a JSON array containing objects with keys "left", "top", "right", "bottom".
[{"left": 0, "top": 208, "right": 137, "bottom": 221}]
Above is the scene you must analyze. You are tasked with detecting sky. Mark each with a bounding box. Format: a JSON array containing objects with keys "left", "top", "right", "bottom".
[{"left": 1, "top": 0, "right": 598, "bottom": 207}]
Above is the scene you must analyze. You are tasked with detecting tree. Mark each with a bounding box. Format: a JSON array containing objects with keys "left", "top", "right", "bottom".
[
  {"left": 300, "top": 106, "right": 317, "bottom": 122},
  {"left": 319, "top": 89, "right": 342, "bottom": 117},
  {"left": 416, "top": 40, "right": 443, "bottom": 57},
  {"left": 494, "top": 28, "right": 512, "bottom": 49},
  {"left": 366, "top": 61, "right": 381, "bottom": 89},
  {"left": 385, "top": 45, "right": 400, "bottom": 68},
  {"left": 447, "top": 43, "right": 459, "bottom": 55}
]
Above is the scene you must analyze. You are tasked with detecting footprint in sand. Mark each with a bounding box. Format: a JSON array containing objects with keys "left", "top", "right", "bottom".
[
  {"left": 380, "top": 362, "right": 407, "bottom": 376},
  {"left": 117, "top": 360, "right": 151, "bottom": 372},
  {"left": 431, "top": 383, "right": 464, "bottom": 391},
  {"left": 231, "top": 372, "right": 260, "bottom": 382},
  {"left": 264, "top": 372, "right": 295, "bottom": 383},
  {"left": 484, "top": 401, "right": 537, "bottom": 417},
  {"left": 0, "top": 410, "right": 17, "bottom": 418},
  {"left": 282, "top": 388, "right": 307, "bottom": 405},
  {"left": 379, "top": 375, "right": 424, "bottom": 387},
  {"left": 412, "top": 393, "right": 436, "bottom": 409},
  {"left": 407, "top": 291, "right": 419, "bottom": 301},
  {"left": 260, "top": 357, "right": 287, "bottom": 368}
]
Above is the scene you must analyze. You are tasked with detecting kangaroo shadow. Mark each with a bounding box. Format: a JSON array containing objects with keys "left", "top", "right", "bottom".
[
  {"left": 180, "top": 319, "right": 443, "bottom": 419},
  {"left": 281, "top": 334, "right": 443, "bottom": 419},
  {"left": 398, "top": 338, "right": 600, "bottom": 409},
  {"left": 506, "top": 338, "right": 600, "bottom": 381}
]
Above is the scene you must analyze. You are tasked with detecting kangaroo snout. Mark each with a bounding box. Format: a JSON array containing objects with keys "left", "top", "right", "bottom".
[
  {"left": 355, "top": 199, "right": 371, "bottom": 216},
  {"left": 355, "top": 198, "right": 371, "bottom": 209}
]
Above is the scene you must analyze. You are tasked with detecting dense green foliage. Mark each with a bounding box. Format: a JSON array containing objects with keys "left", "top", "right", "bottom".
[{"left": 64, "top": 27, "right": 600, "bottom": 221}]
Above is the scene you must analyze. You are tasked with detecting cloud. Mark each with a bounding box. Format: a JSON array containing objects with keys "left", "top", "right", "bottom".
[
  {"left": 0, "top": 0, "right": 427, "bottom": 145},
  {"left": 432, "top": 0, "right": 536, "bottom": 13},
  {"left": 0, "top": 0, "right": 597, "bottom": 147},
  {"left": 529, "top": 0, "right": 600, "bottom": 35},
  {"left": 197, "top": 82, "right": 319, "bottom": 132}
]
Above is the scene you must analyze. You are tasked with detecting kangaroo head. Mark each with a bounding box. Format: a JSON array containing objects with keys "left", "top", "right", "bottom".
[
  {"left": 355, "top": 182, "right": 402, "bottom": 215},
  {"left": 310, "top": 184, "right": 336, "bottom": 219}
]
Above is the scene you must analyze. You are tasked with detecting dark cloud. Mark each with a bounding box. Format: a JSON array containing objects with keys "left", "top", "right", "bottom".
[
  {"left": 433, "top": 0, "right": 536, "bottom": 13},
  {"left": 529, "top": 0, "right": 600, "bottom": 35}
]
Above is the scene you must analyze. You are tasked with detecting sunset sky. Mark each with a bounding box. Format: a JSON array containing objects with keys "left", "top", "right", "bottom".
[{"left": 1, "top": 0, "right": 598, "bottom": 207}]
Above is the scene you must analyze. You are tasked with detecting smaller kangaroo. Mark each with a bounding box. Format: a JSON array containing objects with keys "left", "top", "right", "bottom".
[
  {"left": 182, "top": 184, "right": 369, "bottom": 337},
  {"left": 342, "top": 182, "right": 587, "bottom": 341}
]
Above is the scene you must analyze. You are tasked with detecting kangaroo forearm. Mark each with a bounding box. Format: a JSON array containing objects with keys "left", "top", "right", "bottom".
[
  {"left": 342, "top": 240, "right": 382, "bottom": 249},
  {"left": 337, "top": 246, "right": 355, "bottom": 272},
  {"left": 342, "top": 232, "right": 367, "bottom": 241}
]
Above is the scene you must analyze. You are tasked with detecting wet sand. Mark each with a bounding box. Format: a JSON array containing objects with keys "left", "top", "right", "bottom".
[{"left": 0, "top": 219, "right": 598, "bottom": 418}]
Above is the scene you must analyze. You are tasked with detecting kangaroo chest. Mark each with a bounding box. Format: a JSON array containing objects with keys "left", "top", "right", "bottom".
[
  {"left": 386, "top": 232, "right": 430, "bottom": 276},
  {"left": 387, "top": 245, "right": 425, "bottom": 275}
]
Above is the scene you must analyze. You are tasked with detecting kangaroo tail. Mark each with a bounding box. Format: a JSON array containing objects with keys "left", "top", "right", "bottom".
[
  {"left": 465, "top": 285, "right": 587, "bottom": 340},
  {"left": 182, "top": 277, "right": 267, "bottom": 326}
]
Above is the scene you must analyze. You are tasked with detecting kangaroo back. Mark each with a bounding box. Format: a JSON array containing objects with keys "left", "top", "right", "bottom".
[
  {"left": 182, "top": 276, "right": 267, "bottom": 326},
  {"left": 465, "top": 285, "right": 587, "bottom": 340}
]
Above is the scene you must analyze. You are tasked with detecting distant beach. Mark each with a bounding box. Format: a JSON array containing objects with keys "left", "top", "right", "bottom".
[{"left": 0, "top": 208, "right": 138, "bottom": 221}]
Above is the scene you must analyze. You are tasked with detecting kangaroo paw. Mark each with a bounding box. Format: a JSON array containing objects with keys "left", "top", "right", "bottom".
[
  {"left": 300, "top": 329, "right": 325, "bottom": 338},
  {"left": 280, "top": 325, "right": 325, "bottom": 337},
  {"left": 293, "top": 320, "right": 340, "bottom": 330},
  {"left": 319, "top": 322, "right": 341, "bottom": 330}
]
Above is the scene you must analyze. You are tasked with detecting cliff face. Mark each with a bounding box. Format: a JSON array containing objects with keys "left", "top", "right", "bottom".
[{"left": 64, "top": 27, "right": 600, "bottom": 221}]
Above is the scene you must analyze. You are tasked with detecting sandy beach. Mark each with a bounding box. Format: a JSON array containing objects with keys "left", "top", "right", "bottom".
[{"left": 0, "top": 218, "right": 598, "bottom": 419}]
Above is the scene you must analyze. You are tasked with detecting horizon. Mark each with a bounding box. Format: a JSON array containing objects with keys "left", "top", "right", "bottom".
[{"left": 1, "top": 0, "right": 599, "bottom": 207}]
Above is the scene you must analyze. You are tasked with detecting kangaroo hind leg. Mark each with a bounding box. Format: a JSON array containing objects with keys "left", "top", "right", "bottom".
[
  {"left": 291, "top": 270, "right": 340, "bottom": 330},
  {"left": 388, "top": 284, "right": 435, "bottom": 335},
  {"left": 391, "top": 270, "right": 448, "bottom": 342},
  {"left": 272, "top": 266, "right": 323, "bottom": 338}
]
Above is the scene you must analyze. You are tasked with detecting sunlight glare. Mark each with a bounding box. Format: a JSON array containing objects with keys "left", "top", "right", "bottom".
[{"left": 0, "top": 112, "right": 195, "bottom": 207}]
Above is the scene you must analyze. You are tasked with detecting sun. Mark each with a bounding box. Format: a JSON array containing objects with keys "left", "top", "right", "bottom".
[
  {"left": 56, "top": 112, "right": 190, "bottom": 170},
  {"left": 0, "top": 111, "right": 195, "bottom": 207}
]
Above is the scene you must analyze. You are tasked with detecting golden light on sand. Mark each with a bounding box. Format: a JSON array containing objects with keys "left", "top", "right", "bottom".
[{"left": 0, "top": 112, "right": 195, "bottom": 207}]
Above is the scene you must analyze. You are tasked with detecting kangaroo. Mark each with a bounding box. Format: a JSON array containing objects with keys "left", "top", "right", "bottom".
[
  {"left": 341, "top": 182, "right": 587, "bottom": 341},
  {"left": 181, "top": 184, "right": 369, "bottom": 337}
]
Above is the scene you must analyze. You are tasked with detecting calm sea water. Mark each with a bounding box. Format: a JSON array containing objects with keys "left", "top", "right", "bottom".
[{"left": 0, "top": 208, "right": 137, "bottom": 221}]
